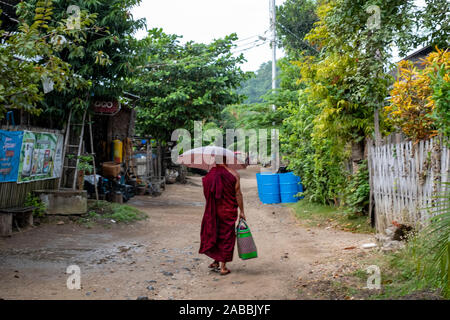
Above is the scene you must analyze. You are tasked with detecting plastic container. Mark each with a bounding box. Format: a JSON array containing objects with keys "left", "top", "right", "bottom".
[
  {"left": 279, "top": 172, "right": 304, "bottom": 203},
  {"left": 113, "top": 139, "right": 123, "bottom": 163},
  {"left": 256, "top": 173, "right": 281, "bottom": 204},
  {"left": 256, "top": 172, "right": 262, "bottom": 199}
]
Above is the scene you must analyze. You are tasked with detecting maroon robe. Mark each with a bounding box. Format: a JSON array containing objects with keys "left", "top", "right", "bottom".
[{"left": 199, "top": 166, "right": 238, "bottom": 262}]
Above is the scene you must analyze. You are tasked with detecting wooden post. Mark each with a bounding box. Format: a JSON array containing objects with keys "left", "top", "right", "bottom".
[
  {"left": 0, "top": 213, "right": 12, "bottom": 237},
  {"left": 367, "top": 139, "right": 375, "bottom": 228},
  {"left": 88, "top": 114, "right": 99, "bottom": 200},
  {"left": 374, "top": 106, "right": 382, "bottom": 147},
  {"left": 157, "top": 143, "right": 162, "bottom": 183},
  {"left": 72, "top": 108, "right": 87, "bottom": 189},
  {"left": 59, "top": 109, "right": 72, "bottom": 189}
]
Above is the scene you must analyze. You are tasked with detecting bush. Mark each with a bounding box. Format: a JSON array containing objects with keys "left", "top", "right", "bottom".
[
  {"left": 385, "top": 48, "right": 449, "bottom": 141},
  {"left": 24, "top": 193, "right": 46, "bottom": 218},
  {"left": 345, "top": 160, "right": 370, "bottom": 216}
]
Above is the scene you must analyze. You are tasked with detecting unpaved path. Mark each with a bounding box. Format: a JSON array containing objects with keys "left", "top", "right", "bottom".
[{"left": 0, "top": 166, "right": 374, "bottom": 300}]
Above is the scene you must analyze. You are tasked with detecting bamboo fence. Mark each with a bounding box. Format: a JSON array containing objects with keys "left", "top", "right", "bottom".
[{"left": 369, "top": 135, "right": 449, "bottom": 233}]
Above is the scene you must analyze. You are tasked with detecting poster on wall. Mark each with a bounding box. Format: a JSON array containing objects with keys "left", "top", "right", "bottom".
[
  {"left": 17, "top": 131, "right": 64, "bottom": 183},
  {"left": 0, "top": 130, "right": 24, "bottom": 183}
]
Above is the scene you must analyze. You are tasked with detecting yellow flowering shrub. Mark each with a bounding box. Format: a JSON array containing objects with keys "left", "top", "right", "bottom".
[{"left": 385, "top": 48, "right": 449, "bottom": 141}]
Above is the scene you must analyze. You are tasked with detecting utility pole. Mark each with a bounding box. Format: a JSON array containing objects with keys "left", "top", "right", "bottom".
[
  {"left": 270, "top": 0, "right": 279, "bottom": 173},
  {"left": 270, "top": 0, "right": 277, "bottom": 109}
]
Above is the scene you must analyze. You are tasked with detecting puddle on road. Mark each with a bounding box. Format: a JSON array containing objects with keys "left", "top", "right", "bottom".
[{"left": 0, "top": 240, "right": 148, "bottom": 271}]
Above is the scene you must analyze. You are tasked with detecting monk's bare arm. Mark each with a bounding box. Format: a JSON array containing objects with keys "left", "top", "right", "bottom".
[{"left": 235, "top": 173, "right": 246, "bottom": 220}]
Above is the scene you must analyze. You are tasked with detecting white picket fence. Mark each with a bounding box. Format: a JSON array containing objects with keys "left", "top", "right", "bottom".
[{"left": 369, "top": 135, "right": 450, "bottom": 233}]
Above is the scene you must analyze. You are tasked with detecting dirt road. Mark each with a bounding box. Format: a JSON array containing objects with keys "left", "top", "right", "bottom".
[{"left": 0, "top": 166, "right": 374, "bottom": 300}]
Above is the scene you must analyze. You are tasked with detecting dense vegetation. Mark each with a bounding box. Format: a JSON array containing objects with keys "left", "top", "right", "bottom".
[
  {"left": 274, "top": 0, "right": 449, "bottom": 297},
  {"left": 225, "top": 0, "right": 449, "bottom": 297},
  {"left": 236, "top": 61, "right": 279, "bottom": 104},
  {"left": 132, "top": 29, "right": 250, "bottom": 143}
]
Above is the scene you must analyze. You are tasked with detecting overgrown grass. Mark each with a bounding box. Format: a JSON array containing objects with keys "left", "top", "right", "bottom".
[
  {"left": 79, "top": 200, "right": 148, "bottom": 227},
  {"left": 346, "top": 235, "right": 445, "bottom": 300},
  {"left": 287, "top": 200, "right": 374, "bottom": 234}
]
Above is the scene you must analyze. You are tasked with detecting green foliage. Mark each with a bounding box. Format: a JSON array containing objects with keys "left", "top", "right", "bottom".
[
  {"left": 276, "top": 0, "right": 319, "bottom": 57},
  {"left": 385, "top": 48, "right": 448, "bottom": 142},
  {"left": 133, "top": 29, "right": 250, "bottom": 143},
  {"left": 86, "top": 200, "right": 147, "bottom": 224},
  {"left": 236, "top": 61, "right": 279, "bottom": 104},
  {"left": 429, "top": 51, "right": 450, "bottom": 139},
  {"left": 281, "top": 88, "right": 348, "bottom": 205},
  {"left": 77, "top": 155, "right": 93, "bottom": 173},
  {"left": 421, "top": 183, "right": 450, "bottom": 298},
  {"left": 344, "top": 160, "right": 370, "bottom": 215},
  {"left": 0, "top": 1, "right": 95, "bottom": 119},
  {"left": 21, "top": 0, "right": 146, "bottom": 127},
  {"left": 107, "top": 204, "right": 146, "bottom": 223},
  {"left": 24, "top": 193, "right": 46, "bottom": 218},
  {"left": 415, "top": 0, "right": 449, "bottom": 49},
  {"left": 280, "top": 0, "right": 418, "bottom": 206}
]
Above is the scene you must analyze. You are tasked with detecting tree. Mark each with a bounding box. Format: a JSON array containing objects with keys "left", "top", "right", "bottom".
[
  {"left": 415, "top": 0, "right": 449, "bottom": 49},
  {"left": 276, "top": 0, "right": 319, "bottom": 58},
  {"left": 132, "top": 29, "right": 250, "bottom": 143},
  {"left": 0, "top": 0, "right": 95, "bottom": 119},
  {"left": 236, "top": 61, "right": 279, "bottom": 104},
  {"left": 281, "top": 0, "right": 420, "bottom": 209},
  {"left": 20, "top": 0, "right": 145, "bottom": 127}
]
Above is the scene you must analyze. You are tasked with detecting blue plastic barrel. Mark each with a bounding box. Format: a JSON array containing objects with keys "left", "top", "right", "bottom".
[
  {"left": 279, "top": 172, "right": 304, "bottom": 203},
  {"left": 256, "top": 173, "right": 262, "bottom": 199},
  {"left": 256, "top": 173, "right": 281, "bottom": 204}
]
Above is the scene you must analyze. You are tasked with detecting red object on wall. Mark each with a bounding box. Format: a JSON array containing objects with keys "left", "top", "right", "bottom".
[{"left": 92, "top": 100, "right": 121, "bottom": 115}]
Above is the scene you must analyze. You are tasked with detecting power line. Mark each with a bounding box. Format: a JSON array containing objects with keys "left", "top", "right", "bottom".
[
  {"left": 232, "top": 39, "right": 261, "bottom": 50},
  {"left": 234, "top": 30, "right": 269, "bottom": 44},
  {"left": 0, "top": 0, "right": 15, "bottom": 8},
  {"left": 0, "top": 9, "right": 18, "bottom": 23},
  {"left": 233, "top": 33, "right": 270, "bottom": 49},
  {"left": 275, "top": 12, "right": 319, "bottom": 54},
  {"left": 235, "top": 34, "right": 259, "bottom": 44},
  {"left": 232, "top": 39, "right": 269, "bottom": 54},
  {"left": 232, "top": 38, "right": 266, "bottom": 51}
]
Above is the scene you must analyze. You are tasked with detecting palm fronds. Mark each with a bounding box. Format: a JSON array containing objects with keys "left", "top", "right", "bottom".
[{"left": 423, "top": 182, "right": 450, "bottom": 298}]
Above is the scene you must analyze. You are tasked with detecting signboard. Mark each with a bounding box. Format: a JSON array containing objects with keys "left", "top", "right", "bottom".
[
  {"left": 0, "top": 130, "right": 24, "bottom": 182},
  {"left": 93, "top": 100, "right": 121, "bottom": 115},
  {"left": 17, "top": 131, "right": 64, "bottom": 183}
]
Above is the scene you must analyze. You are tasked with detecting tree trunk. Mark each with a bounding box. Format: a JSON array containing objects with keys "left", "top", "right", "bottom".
[{"left": 351, "top": 141, "right": 365, "bottom": 174}]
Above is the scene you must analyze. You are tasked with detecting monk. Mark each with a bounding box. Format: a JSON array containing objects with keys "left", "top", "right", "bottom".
[{"left": 199, "top": 157, "right": 246, "bottom": 276}]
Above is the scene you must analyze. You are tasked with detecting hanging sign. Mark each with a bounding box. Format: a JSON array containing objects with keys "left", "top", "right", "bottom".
[{"left": 92, "top": 99, "right": 121, "bottom": 115}]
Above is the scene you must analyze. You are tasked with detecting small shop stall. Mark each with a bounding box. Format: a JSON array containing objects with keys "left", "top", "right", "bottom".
[{"left": 80, "top": 94, "right": 165, "bottom": 202}]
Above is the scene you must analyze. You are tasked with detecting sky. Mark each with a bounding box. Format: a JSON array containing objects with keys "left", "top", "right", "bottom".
[
  {"left": 131, "top": 0, "right": 427, "bottom": 72},
  {"left": 131, "top": 0, "right": 286, "bottom": 72}
]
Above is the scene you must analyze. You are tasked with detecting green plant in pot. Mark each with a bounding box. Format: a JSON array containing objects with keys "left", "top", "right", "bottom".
[{"left": 76, "top": 155, "right": 94, "bottom": 191}]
